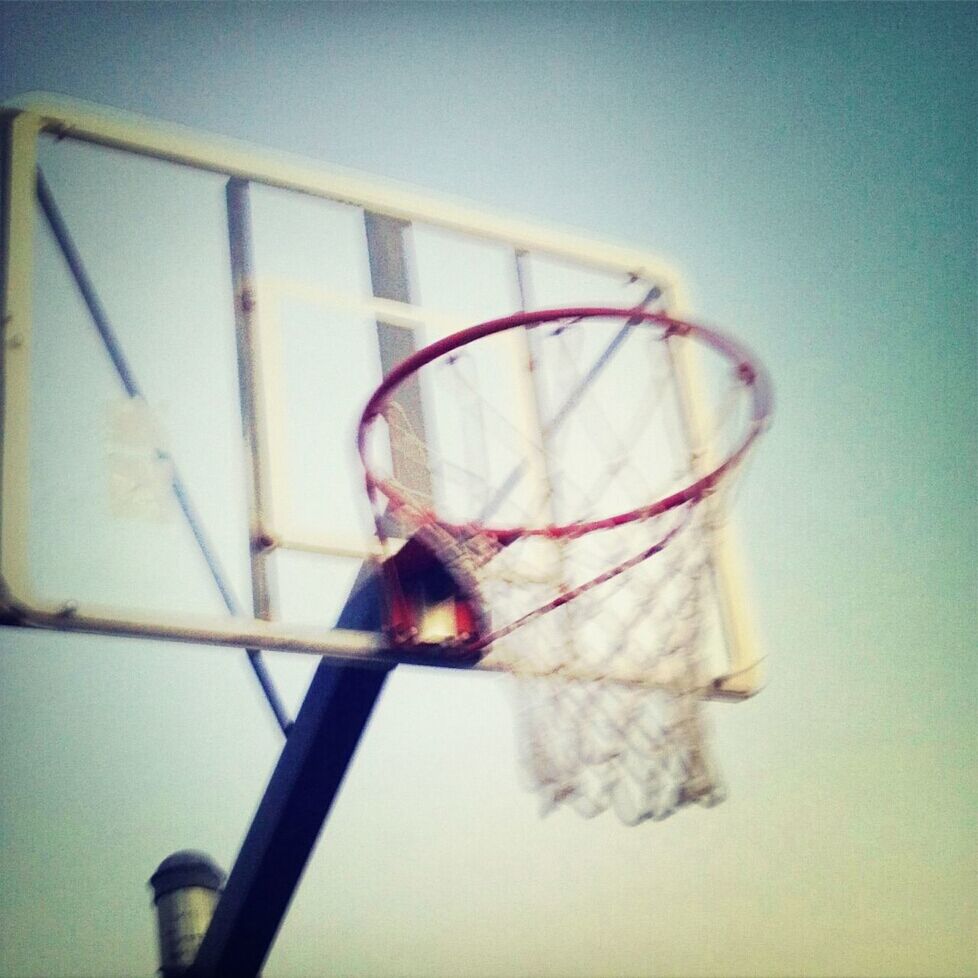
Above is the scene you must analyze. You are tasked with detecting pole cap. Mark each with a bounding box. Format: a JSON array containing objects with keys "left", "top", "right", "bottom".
[{"left": 149, "top": 850, "right": 224, "bottom": 904}]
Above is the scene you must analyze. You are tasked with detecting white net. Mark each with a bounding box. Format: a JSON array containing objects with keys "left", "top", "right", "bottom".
[{"left": 361, "top": 306, "right": 767, "bottom": 823}]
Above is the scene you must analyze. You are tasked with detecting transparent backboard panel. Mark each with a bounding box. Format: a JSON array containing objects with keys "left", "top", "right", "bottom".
[
  {"left": 1, "top": 97, "right": 759, "bottom": 695},
  {"left": 29, "top": 138, "right": 250, "bottom": 617}
]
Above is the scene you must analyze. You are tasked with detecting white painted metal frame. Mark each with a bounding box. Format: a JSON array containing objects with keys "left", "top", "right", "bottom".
[{"left": 0, "top": 94, "right": 761, "bottom": 695}]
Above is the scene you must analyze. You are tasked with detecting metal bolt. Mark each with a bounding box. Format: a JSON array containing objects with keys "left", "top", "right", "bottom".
[{"left": 253, "top": 531, "right": 277, "bottom": 553}]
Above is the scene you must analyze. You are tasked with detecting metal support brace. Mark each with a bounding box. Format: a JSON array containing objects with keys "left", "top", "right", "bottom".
[{"left": 364, "top": 213, "right": 432, "bottom": 503}]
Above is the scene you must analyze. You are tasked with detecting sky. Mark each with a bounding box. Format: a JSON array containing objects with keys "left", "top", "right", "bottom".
[{"left": 0, "top": 3, "right": 975, "bottom": 978}]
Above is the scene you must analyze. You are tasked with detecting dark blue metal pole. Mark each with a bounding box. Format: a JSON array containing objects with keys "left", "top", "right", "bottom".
[{"left": 190, "top": 568, "right": 390, "bottom": 978}]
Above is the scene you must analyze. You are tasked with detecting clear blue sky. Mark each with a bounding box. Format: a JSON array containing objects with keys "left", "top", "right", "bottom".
[{"left": 1, "top": 4, "right": 975, "bottom": 977}]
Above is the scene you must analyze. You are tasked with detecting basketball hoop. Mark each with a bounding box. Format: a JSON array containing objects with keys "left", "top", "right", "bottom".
[{"left": 358, "top": 305, "right": 772, "bottom": 822}]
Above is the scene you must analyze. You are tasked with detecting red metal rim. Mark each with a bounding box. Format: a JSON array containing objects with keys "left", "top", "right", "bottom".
[{"left": 358, "top": 306, "right": 773, "bottom": 544}]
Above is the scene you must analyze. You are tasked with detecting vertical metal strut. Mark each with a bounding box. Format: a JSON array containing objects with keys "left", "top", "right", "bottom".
[{"left": 225, "top": 179, "right": 293, "bottom": 733}]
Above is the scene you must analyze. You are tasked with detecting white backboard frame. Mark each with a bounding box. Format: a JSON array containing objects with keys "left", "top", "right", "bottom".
[{"left": 0, "top": 93, "right": 761, "bottom": 696}]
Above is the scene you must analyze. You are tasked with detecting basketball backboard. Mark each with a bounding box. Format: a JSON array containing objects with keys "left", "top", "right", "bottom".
[{"left": 0, "top": 94, "right": 765, "bottom": 706}]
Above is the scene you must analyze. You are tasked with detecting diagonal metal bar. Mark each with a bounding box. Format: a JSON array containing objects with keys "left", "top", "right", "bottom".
[
  {"left": 477, "top": 278, "right": 661, "bottom": 524},
  {"left": 35, "top": 166, "right": 293, "bottom": 736},
  {"left": 477, "top": 321, "right": 633, "bottom": 524}
]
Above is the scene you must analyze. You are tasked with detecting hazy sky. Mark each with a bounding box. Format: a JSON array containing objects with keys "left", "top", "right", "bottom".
[{"left": 1, "top": 4, "right": 975, "bottom": 978}]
